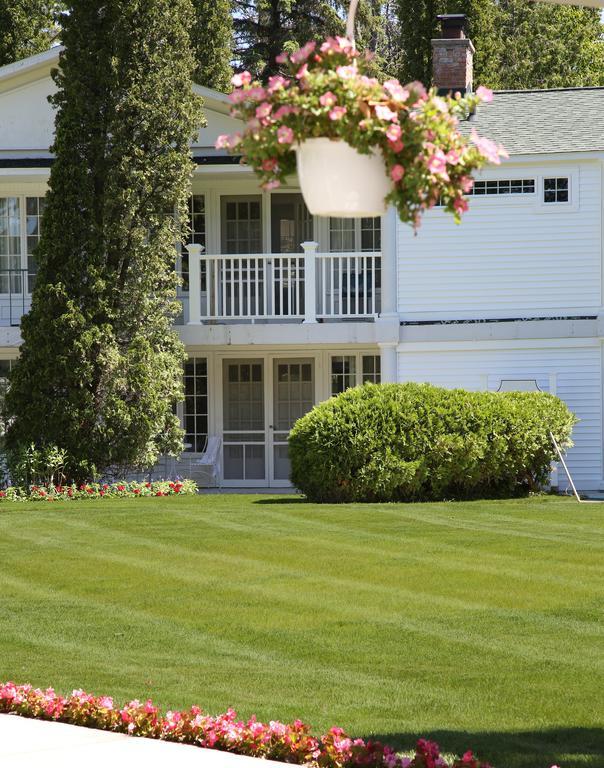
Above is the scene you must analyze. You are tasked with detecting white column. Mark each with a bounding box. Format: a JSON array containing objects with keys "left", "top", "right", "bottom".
[
  {"left": 377, "top": 205, "right": 398, "bottom": 322},
  {"left": 378, "top": 342, "right": 398, "bottom": 383},
  {"left": 186, "top": 243, "right": 203, "bottom": 325},
  {"left": 301, "top": 240, "right": 318, "bottom": 324}
]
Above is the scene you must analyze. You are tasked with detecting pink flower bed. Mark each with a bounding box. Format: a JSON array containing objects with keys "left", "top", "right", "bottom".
[
  {"left": 0, "top": 479, "right": 197, "bottom": 502},
  {"left": 0, "top": 681, "right": 489, "bottom": 768}
]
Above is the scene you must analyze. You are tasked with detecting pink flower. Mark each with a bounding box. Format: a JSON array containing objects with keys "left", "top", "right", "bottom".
[
  {"left": 277, "top": 125, "right": 294, "bottom": 145},
  {"left": 476, "top": 85, "right": 494, "bottom": 103},
  {"left": 460, "top": 175, "right": 474, "bottom": 193},
  {"left": 390, "top": 140, "right": 404, "bottom": 153},
  {"left": 227, "top": 89, "right": 247, "bottom": 105},
  {"left": 255, "top": 102, "right": 272, "bottom": 119},
  {"left": 319, "top": 91, "right": 337, "bottom": 108},
  {"left": 273, "top": 105, "right": 299, "bottom": 119},
  {"left": 261, "top": 158, "right": 278, "bottom": 172},
  {"left": 470, "top": 128, "right": 506, "bottom": 164},
  {"left": 246, "top": 86, "right": 266, "bottom": 102},
  {"left": 295, "top": 63, "right": 308, "bottom": 80},
  {"left": 214, "top": 132, "right": 237, "bottom": 150},
  {"left": 386, "top": 123, "right": 402, "bottom": 142},
  {"left": 427, "top": 148, "right": 449, "bottom": 178},
  {"left": 445, "top": 148, "right": 461, "bottom": 165},
  {"left": 262, "top": 180, "right": 281, "bottom": 190},
  {"left": 431, "top": 96, "right": 448, "bottom": 113},
  {"left": 320, "top": 36, "right": 354, "bottom": 55},
  {"left": 275, "top": 52, "right": 288, "bottom": 64},
  {"left": 231, "top": 71, "right": 252, "bottom": 88},
  {"left": 406, "top": 80, "right": 428, "bottom": 102},
  {"left": 384, "top": 79, "right": 409, "bottom": 103},
  {"left": 375, "top": 104, "right": 398, "bottom": 122},
  {"left": 453, "top": 196, "right": 469, "bottom": 215},
  {"left": 390, "top": 164, "right": 405, "bottom": 182},
  {"left": 328, "top": 106, "right": 347, "bottom": 121},
  {"left": 290, "top": 41, "right": 316, "bottom": 64},
  {"left": 267, "top": 75, "right": 288, "bottom": 93},
  {"left": 336, "top": 65, "right": 356, "bottom": 80}
]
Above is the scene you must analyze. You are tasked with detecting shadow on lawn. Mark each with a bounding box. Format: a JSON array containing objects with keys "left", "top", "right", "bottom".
[
  {"left": 252, "top": 497, "right": 308, "bottom": 505},
  {"left": 360, "top": 727, "right": 604, "bottom": 768}
]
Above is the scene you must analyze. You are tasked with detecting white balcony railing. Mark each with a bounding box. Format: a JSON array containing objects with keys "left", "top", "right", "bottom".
[{"left": 185, "top": 243, "right": 381, "bottom": 324}]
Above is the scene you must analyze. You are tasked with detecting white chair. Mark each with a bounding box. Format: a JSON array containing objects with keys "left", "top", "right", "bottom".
[{"left": 193, "top": 435, "right": 222, "bottom": 488}]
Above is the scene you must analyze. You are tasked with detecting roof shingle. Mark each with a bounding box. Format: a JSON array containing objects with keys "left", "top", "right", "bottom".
[{"left": 462, "top": 87, "right": 604, "bottom": 155}]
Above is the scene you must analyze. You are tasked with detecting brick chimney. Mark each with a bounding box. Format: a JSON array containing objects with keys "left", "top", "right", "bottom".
[{"left": 431, "top": 14, "right": 474, "bottom": 96}]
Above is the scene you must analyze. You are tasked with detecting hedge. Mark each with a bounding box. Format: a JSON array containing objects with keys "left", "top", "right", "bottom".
[
  {"left": 288, "top": 383, "right": 576, "bottom": 503},
  {"left": 0, "top": 681, "right": 491, "bottom": 768}
]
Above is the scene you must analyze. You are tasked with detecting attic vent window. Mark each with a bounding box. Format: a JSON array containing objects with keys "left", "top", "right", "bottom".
[
  {"left": 544, "top": 177, "right": 569, "bottom": 203},
  {"left": 470, "top": 179, "right": 535, "bottom": 196}
]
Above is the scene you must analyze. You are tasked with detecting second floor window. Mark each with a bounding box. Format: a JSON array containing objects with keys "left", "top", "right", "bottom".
[{"left": 0, "top": 195, "right": 46, "bottom": 295}]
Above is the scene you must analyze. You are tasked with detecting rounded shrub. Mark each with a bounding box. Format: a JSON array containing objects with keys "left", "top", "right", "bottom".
[{"left": 288, "top": 383, "right": 577, "bottom": 503}]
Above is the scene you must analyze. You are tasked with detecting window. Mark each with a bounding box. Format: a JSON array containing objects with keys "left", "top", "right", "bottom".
[
  {"left": 0, "top": 198, "right": 21, "bottom": 294},
  {"left": 543, "top": 177, "right": 569, "bottom": 204},
  {"left": 470, "top": 179, "right": 535, "bottom": 196},
  {"left": 183, "top": 357, "right": 208, "bottom": 453},
  {"left": 329, "top": 217, "right": 381, "bottom": 252},
  {"left": 330, "top": 353, "right": 381, "bottom": 395},
  {"left": 362, "top": 355, "right": 381, "bottom": 384},
  {"left": 26, "top": 197, "right": 45, "bottom": 292},
  {"left": 221, "top": 196, "right": 262, "bottom": 254},
  {"left": 180, "top": 195, "right": 206, "bottom": 291}
]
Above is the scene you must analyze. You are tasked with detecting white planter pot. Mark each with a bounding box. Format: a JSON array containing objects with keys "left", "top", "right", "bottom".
[{"left": 295, "top": 138, "right": 392, "bottom": 218}]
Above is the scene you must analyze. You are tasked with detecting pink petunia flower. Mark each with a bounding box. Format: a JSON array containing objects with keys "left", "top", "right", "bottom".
[
  {"left": 262, "top": 180, "right": 281, "bottom": 190},
  {"left": 290, "top": 41, "right": 316, "bottom": 64},
  {"left": 453, "top": 196, "right": 469, "bottom": 215},
  {"left": 390, "top": 164, "right": 405, "bottom": 182},
  {"left": 476, "top": 85, "right": 494, "bottom": 103},
  {"left": 255, "top": 102, "right": 272, "bottom": 119},
  {"left": 384, "top": 79, "right": 409, "bottom": 103},
  {"left": 261, "top": 158, "right": 278, "bottom": 172},
  {"left": 386, "top": 123, "right": 402, "bottom": 142},
  {"left": 277, "top": 125, "right": 294, "bottom": 144},
  {"left": 267, "top": 75, "right": 288, "bottom": 93},
  {"left": 231, "top": 71, "right": 252, "bottom": 88},
  {"left": 375, "top": 104, "right": 398, "bottom": 122},
  {"left": 470, "top": 128, "right": 506, "bottom": 164},
  {"left": 336, "top": 65, "right": 356, "bottom": 80},
  {"left": 295, "top": 63, "right": 308, "bottom": 80},
  {"left": 328, "top": 106, "right": 347, "bottom": 121},
  {"left": 319, "top": 91, "right": 337, "bottom": 108},
  {"left": 427, "top": 148, "right": 449, "bottom": 178}
]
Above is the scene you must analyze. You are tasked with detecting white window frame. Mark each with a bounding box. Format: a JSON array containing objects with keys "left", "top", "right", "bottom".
[{"left": 328, "top": 351, "right": 381, "bottom": 395}]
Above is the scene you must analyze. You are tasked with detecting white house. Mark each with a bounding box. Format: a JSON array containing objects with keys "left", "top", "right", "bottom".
[{"left": 0, "top": 16, "right": 603, "bottom": 491}]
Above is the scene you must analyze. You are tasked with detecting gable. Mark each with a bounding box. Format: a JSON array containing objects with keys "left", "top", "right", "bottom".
[{"left": 0, "top": 48, "right": 241, "bottom": 156}]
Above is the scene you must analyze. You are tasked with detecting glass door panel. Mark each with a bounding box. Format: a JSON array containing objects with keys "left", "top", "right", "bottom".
[
  {"left": 223, "top": 359, "right": 266, "bottom": 482},
  {"left": 271, "top": 359, "right": 314, "bottom": 482},
  {"left": 270, "top": 194, "right": 312, "bottom": 254}
]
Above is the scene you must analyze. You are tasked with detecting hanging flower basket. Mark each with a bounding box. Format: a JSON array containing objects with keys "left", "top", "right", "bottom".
[
  {"left": 217, "top": 37, "right": 507, "bottom": 226},
  {"left": 295, "top": 138, "right": 391, "bottom": 217}
]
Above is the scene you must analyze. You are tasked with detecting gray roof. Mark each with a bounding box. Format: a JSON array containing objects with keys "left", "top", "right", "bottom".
[{"left": 462, "top": 87, "right": 604, "bottom": 155}]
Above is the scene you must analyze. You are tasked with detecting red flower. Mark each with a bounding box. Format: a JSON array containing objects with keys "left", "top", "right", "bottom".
[{"left": 133, "top": 489, "right": 141, "bottom": 495}]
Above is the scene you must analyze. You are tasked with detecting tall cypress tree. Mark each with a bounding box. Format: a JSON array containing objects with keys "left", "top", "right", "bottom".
[
  {"left": 395, "top": 0, "right": 604, "bottom": 89},
  {"left": 5, "top": 0, "right": 204, "bottom": 481},
  {"left": 191, "top": 0, "right": 233, "bottom": 90},
  {"left": 0, "top": 0, "right": 63, "bottom": 66}
]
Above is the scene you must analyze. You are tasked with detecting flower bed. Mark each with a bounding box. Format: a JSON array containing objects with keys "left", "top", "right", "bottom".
[
  {"left": 0, "top": 479, "right": 197, "bottom": 502},
  {"left": 0, "top": 681, "right": 489, "bottom": 768}
]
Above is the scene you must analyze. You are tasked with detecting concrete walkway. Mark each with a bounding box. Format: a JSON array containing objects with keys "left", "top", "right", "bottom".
[{"left": 0, "top": 713, "right": 289, "bottom": 767}]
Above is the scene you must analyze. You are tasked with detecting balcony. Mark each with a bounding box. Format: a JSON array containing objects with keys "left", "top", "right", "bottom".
[
  {"left": 0, "top": 269, "right": 33, "bottom": 326},
  {"left": 183, "top": 243, "right": 382, "bottom": 324}
]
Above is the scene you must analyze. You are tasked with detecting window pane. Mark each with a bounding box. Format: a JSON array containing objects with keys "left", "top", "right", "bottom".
[{"left": 182, "top": 357, "right": 209, "bottom": 453}]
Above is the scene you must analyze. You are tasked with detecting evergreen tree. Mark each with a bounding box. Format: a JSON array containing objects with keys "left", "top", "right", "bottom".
[
  {"left": 0, "top": 0, "right": 63, "bottom": 66},
  {"left": 191, "top": 0, "right": 233, "bottom": 90},
  {"left": 395, "top": 0, "right": 604, "bottom": 89},
  {"left": 5, "top": 0, "right": 204, "bottom": 482},
  {"left": 233, "top": 0, "right": 344, "bottom": 81}
]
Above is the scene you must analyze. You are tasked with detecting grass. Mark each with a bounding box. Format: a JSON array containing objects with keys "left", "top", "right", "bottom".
[{"left": 0, "top": 494, "right": 602, "bottom": 768}]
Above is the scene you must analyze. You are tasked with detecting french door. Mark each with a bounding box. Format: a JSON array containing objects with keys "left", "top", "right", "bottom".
[{"left": 221, "top": 356, "right": 315, "bottom": 486}]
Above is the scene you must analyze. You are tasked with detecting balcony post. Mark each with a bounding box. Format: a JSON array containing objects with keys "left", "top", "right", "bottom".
[
  {"left": 377, "top": 205, "right": 398, "bottom": 322},
  {"left": 185, "top": 243, "right": 203, "bottom": 325},
  {"left": 301, "top": 241, "right": 318, "bottom": 324}
]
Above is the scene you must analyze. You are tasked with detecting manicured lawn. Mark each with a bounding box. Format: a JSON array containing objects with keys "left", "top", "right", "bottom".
[{"left": 0, "top": 494, "right": 602, "bottom": 768}]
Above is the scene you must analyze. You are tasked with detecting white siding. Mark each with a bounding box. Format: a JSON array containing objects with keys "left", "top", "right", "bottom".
[
  {"left": 397, "top": 162, "right": 602, "bottom": 320},
  {"left": 397, "top": 342, "right": 602, "bottom": 490}
]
